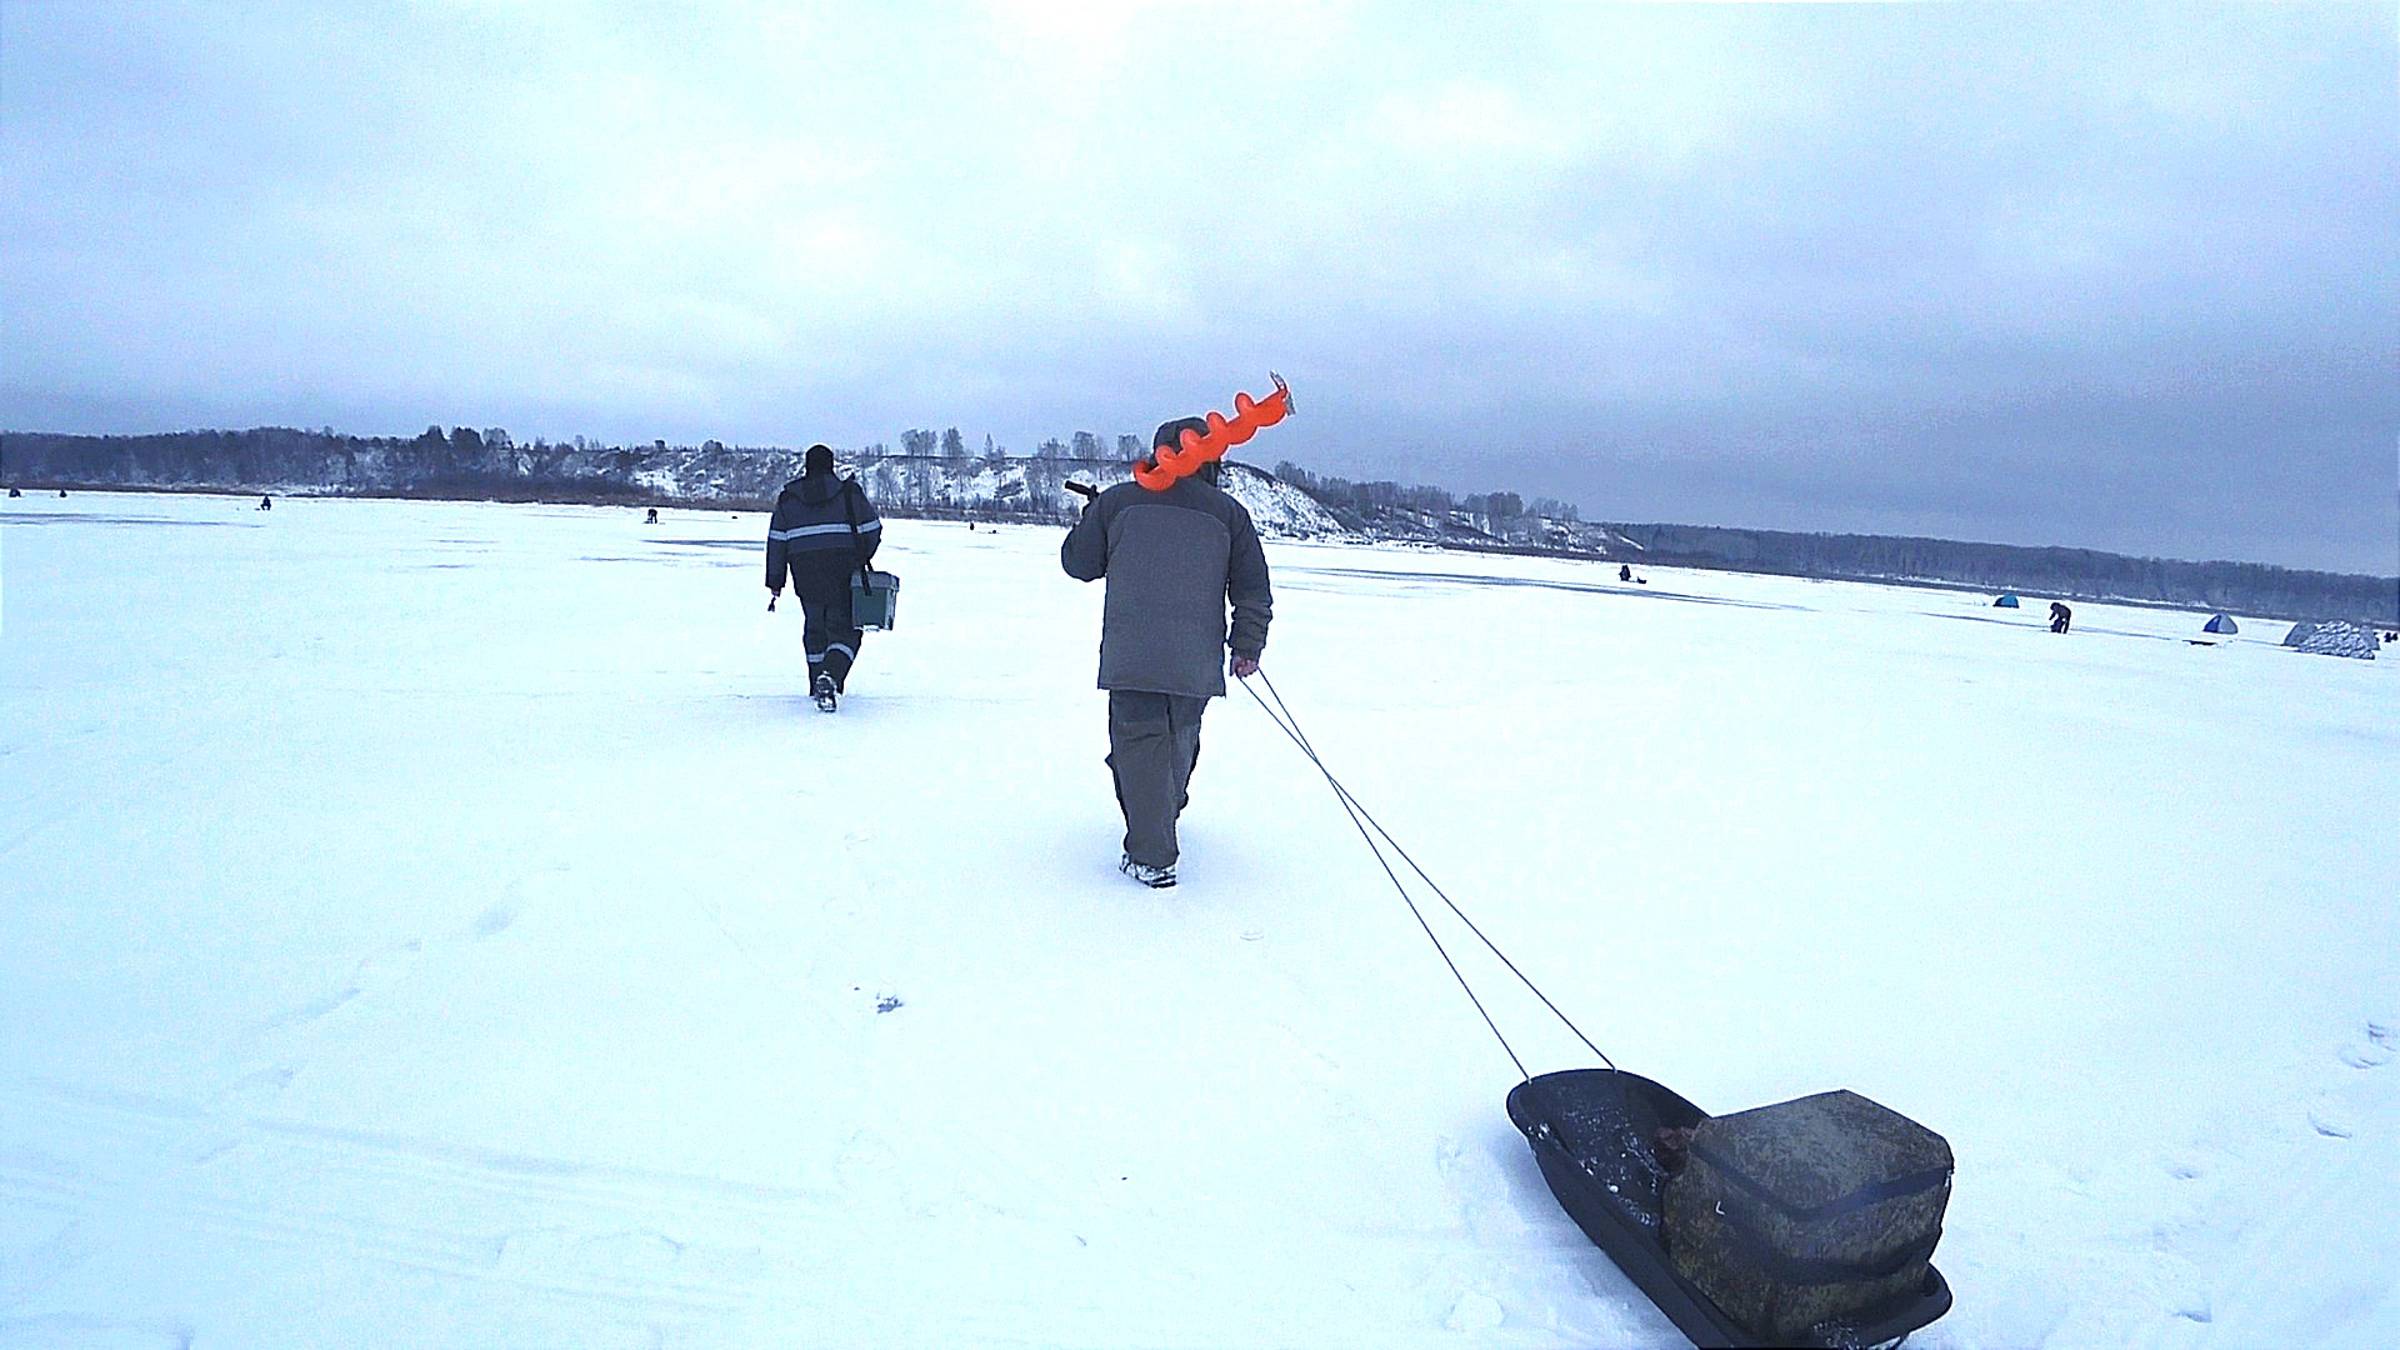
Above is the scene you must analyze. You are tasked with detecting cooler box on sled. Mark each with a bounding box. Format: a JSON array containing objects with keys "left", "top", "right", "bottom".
[{"left": 1506, "top": 1069, "right": 1953, "bottom": 1349}]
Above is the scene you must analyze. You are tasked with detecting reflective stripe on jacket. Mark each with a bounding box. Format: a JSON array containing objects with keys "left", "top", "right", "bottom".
[{"left": 766, "top": 473, "right": 880, "bottom": 591}]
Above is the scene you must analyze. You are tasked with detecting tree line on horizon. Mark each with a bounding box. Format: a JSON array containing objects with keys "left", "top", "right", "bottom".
[{"left": 4, "top": 425, "right": 2390, "bottom": 624}]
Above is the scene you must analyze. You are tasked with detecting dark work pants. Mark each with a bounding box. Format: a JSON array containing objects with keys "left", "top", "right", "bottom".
[
  {"left": 794, "top": 555, "right": 864, "bottom": 691},
  {"left": 1107, "top": 690, "right": 1206, "bottom": 868}
]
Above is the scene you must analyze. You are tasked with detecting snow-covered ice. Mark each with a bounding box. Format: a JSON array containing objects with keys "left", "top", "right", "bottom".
[{"left": 3, "top": 492, "right": 2393, "bottom": 1348}]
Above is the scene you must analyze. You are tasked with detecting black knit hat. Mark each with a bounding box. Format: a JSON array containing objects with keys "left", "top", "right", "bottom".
[
  {"left": 1152, "top": 417, "right": 1209, "bottom": 452},
  {"left": 803, "top": 443, "right": 835, "bottom": 476}
]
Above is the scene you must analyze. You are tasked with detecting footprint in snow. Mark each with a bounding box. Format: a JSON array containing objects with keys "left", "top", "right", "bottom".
[
  {"left": 2338, "top": 1022, "right": 2395, "bottom": 1069},
  {"left": 246, "top": 984, "right": 360, "bottom": 1036},
  {"left": 250, "top": 938, "right": 427, "bottom": 1037},
  {"left": 2306, "top": 1097, "right": 2357, "bottom": 1139},
  {"left": 219, "top": 1063, "right": 298, "bottom": 1112},
  {"left": 354, "top": 938, "right": 425, "bottom": 988}
]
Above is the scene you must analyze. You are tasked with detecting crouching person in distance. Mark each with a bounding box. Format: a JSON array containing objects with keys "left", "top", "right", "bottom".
[
  {"left": 1060, "top": 418, "right": 1273, "bottom": 889},
  {"left": 766, "top": 443, "right": 881, "bottom": 712}
]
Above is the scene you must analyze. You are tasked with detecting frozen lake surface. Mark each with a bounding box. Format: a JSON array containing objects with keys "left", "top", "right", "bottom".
[{"left": 3, "top": 492, "right": 2394, "bottom": 1347}]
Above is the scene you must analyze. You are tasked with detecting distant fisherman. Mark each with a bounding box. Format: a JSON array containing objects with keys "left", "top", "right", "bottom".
[
  {"left": 2049, "top": 601, "right": 2072, "bottom": 634},
  {"left": 1061, "top": 418, "right": 1273, "bottom": 889},
  {"left": 258, "top": 494, "right": 273, "bottom": 511},
  {"left": 766, "top": 444, "right": 882, "bottom": 712}
]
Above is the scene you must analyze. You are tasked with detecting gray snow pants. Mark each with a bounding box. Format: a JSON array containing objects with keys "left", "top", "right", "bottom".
[{"left": 1107, "top": 690, "right": 1207, "bottom": 869}]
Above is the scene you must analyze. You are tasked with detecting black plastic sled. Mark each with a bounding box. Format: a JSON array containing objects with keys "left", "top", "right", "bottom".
[{"left": 1507, "top": 1069, "right": 1953, "bottom": 1349}]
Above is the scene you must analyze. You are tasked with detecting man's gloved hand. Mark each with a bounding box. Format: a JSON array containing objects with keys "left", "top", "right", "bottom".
[
  {"left": 1230, "top": 653, "right": 1260, "bottom": 679},
  {"left": 767, "top": 588, "right": 779, "bottom": 612}
]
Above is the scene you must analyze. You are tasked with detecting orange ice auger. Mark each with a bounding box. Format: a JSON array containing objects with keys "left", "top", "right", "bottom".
[{"left": 1132, "top": 373, "right": 1295, "bottom": 491}]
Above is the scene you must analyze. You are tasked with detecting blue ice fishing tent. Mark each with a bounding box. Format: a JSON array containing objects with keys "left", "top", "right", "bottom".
[
  {"left": 1993, "top": 593, "right": 2020, "bottom": 608},
  {"left": 2203, "top": 613, "right": 2238, "bottom": 635}
]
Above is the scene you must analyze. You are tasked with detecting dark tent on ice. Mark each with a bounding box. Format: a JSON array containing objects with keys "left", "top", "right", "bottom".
[
  {"left": 2203, "top": 613, "right": 2238, "bottom": 635},
  {"left": 1993, "top": 593, "right": 2020, "bottom": 608}
]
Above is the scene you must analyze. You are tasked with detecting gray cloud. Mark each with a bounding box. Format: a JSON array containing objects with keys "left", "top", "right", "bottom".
[{"left": 4, "top": 1, "right": 2393, "bottom": 571}]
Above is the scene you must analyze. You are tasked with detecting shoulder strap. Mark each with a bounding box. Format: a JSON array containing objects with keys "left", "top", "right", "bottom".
[{"left": 839, "top": 478, "right": 871, "bottom": 576}]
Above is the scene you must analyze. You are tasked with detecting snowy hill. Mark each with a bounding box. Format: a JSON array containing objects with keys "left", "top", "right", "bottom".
[
  {"left": 1220, "top": 463, "right": 1348, "bottom": 538},
  {"left": 4, "top": 490, "right": 2395, "bottom": 1348},
  {"left": 840, "top": 457, "right": 1344, "bottom": 539}
]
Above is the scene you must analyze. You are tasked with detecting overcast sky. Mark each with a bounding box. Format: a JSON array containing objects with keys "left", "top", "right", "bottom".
[{"left": 4, "top": 1, "right": 2394, "bottom": 571}]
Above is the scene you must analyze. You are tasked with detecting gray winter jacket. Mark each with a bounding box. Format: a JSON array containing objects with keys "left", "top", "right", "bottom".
[{"left": 1061, "top": 476, "right": 1272, "bottom": 698}]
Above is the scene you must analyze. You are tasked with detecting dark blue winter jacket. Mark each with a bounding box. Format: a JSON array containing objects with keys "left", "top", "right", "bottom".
[{"left": 766, "top": 472, "right": 880, "bottom": 591}]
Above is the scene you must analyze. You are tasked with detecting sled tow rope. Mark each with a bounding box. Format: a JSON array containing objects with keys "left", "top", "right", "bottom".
[{"left": 1239, "top": 669, "right": 1616, "bottom": 1081}]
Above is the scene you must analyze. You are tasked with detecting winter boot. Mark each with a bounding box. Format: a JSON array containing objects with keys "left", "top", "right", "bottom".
[
  {"left": 1119, "top": 853, "right": 1176, "bottom": 889},
  {"left": 813, "top": 672, "right": 839, "bottom": 713}
]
